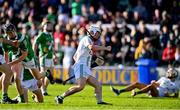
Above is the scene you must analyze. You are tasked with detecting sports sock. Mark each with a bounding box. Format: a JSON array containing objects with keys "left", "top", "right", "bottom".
[
  {"left": 94, "top": 93, "right": 102, "bottom": 103},
  {"left": 119, "top": 89, "right": 126, "bottom": 93},
  {"left": 2, "top": 93, "right": 8, "bottom": 99},
  {"left": 19, "top": 94, "right": 25, "bottom": 102},
  {"left": 136, "top": 91, "right": 142, "bottom": 94},
  {"left": 60, "top": 94, "right": 65, "bottom": 99}
]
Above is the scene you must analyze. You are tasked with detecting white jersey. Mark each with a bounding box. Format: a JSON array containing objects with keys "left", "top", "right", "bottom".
[
  {"left": 157, "top": 77, "right": 179, "bottom": 96},
  {"left": 73, "top": 36, "right": 93, "bottom": 66}
]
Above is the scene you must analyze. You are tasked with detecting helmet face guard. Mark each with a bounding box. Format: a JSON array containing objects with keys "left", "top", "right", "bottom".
[
  {"left": 87, "top": 25, "right": 101, "bottom": 41},
  {"left": 3, "top": 23, "right": 16, "bottom": 33},
  {"left": 166, "top": 68, "right": 178, "bottom": 79}
]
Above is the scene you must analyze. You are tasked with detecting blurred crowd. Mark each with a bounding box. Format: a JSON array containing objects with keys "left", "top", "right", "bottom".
[{"left": 0, "top": 0, "right": 180, "bottom": 67}]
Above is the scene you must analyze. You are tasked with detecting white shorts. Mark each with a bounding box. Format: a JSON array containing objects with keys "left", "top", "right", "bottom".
[
  {"left": 157, "top": 87, "right": 166, "bottom": 97},
  {"left": 0, "top": 55, "right": 6, "bottom": 65},
  {"left": 40, "top": 58, "right": 54, "bottom": 68},
  {"left": 73, "top": 63, "right": 92, "bottom": 80},
  {"left": 21, "top": 79, "right": 38, "bottom": 91},
  {"left": 22, "top": 58, "right": 37, "bottom": 69}
]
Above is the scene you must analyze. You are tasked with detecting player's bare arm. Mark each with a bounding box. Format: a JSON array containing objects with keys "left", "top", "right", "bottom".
[
  {"left": 88, "top": 45, "right": 111, "bottom": 51},
  {"left": 8, "top": 51, "right": 28, "bottom": 66}
]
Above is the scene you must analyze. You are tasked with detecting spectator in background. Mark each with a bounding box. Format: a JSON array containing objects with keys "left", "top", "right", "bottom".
[
  {"left": 132, "top": 11, "right": 141, "bottom": 25},
  {"left": 160, "top": 25, "right": 170, "bottom": 49},
  {"left": 160, "top": 11, "right": 172, "bottom": 30},
  {"left": 46, "top": 6, "right": 56, "bottom": 24},
  {"left": 133, "top": 20, "right": 150, "bottom": 45},
  {"left": 126, "top": 38, "right": 137, "bottom": 64},
  {"left": 58, "top": 0, "right": 70, "bottom": 25},
  {"left": 138, "top": 20, "right": 150, "bottom": 38},
  {"left": 133, "top": 0, "right": 148, "bottom": 21},
  {"left": 71, "top": 0, "right": 82, "bottom": 24},
  {"left": 134, "top": 39, "right": 144, "bottom": 60},
  {"left": 88, "top": 6, "right": 99, "bottom": 23},
  {"left": 61, "top": 40, "right": 76, "bottom": 83},
  {"left": 6, "top": 8, "right": 19, "bottom": 25},
  {"left": 28, "top": 23, "right": 38, "bottom": 41},
  {"left": 171, "top": 0, "right": 180, "bottom": 24},
  {"left": 152, "top": 9, "right": 161, "bottom": 24},
  {"left": 108, "top": 35, "right": 121, "bottom": 65},
  {"left": 173, "top": 45, "right": 180, "bottom": 67},
  {"left": 140, "top": 37, "right": 159, "bottom": 60},
  {"left": 162, "top": 40, "right": 176, "bottom": 65},
  {"left": 172, "top": 25, "right": 180, "bottom": 45},
  {"left": 54, "top": 24, "right": 63, "bottom": 51},
  {"left": 122, "top": 11, "right": 130, "bottom": 23}
]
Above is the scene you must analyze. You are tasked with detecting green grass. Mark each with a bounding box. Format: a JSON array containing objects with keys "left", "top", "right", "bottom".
[{"left": 0, "top": 84, "right": 180, "bottom": 110}]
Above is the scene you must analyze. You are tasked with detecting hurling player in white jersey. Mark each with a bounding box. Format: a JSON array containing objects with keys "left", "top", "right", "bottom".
[
  {"left": 55, "top": 25, "right": 112, "bottom": 105},
  {"left": 111, "top": 68, "right": 179, "bottom": 98}
]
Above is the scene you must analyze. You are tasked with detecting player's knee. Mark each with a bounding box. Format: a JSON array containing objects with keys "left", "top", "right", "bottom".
[
  {"left": 148, "top": 83, "right": 155, "bottom": 88},
  {"left": 37, "top": 80, "right": 42, "bottom": 88},
  {"left": 77, "top": 85, "right": 85, "bottom": 91},
  {"left": 14, "top": 75, "right": 21, "bottom": 81},
  {"left": 36, "top": 76, "right": 42, "bottom": 80}
]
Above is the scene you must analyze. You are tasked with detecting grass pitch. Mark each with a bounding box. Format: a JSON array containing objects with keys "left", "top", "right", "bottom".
[{"left": 0, "top": 84, "right": 180, "bottom": 110}]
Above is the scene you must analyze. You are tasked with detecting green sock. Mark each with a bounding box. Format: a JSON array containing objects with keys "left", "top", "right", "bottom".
[{"left": 19, "top": 94, "right": 25, "bottom": 102}]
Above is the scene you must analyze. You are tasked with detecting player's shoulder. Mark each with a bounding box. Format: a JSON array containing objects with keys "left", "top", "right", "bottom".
[
  {"left": 82, "top": 36, "right": 93, "bottom": 42},
  {"left": 159, "top": 77, "right": 169, "bottom": 81},
  {"left": 38, "top": 32, "right": 46, "bottom": 37},
  {"left": 17, "top": 33, "right": 26, "bottom": 42}
]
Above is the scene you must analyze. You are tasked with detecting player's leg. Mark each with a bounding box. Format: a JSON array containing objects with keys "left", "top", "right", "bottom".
[
  {"left": 86, "top": 76, "right": 103, "bottom": 104},
  {"left": 29, "top": 68, "right": 44, "bottom": 80},
  {"left": 40, "top": 66, "right": 49, "bottom": 96},
  {"left": 0, "top": 63, "right": 18, "bottom": 103},
  {"left": 132, "top": 83, "right": 158, "bottom": 97},
  {"left": 111, "top": 82, "right": 147, "bottom": 96},
  {"left": 28, "top": 79, "right": 43, "bottom": 103},
  {"left": 55, "top": 77, "right": 87, "bottom": 104},
  {"left": 0, "top": 74, "right": 4, "bottom": 90},
  {"left": 62, "top": 78, "right": 87, "bottom": 97},
  {"left": 11, "top": 63, "right": 25, "bottom": 103},
  {"left": 23, "top": 88, "right": 28, "bottom": 103},
  {"left": 39, "top": 58, "right": 54, "bottom": 84},
  {"left": 24, "top": 58, "right": 45, "bottom": 80}
]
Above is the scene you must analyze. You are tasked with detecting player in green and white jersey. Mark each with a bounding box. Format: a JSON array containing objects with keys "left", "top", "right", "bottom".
[
  {"left": 0, "top": 32, "right": 19, "bottom": 104},
  {"left": 19, "top": 68, "right": 43, "bottom": 103},
  {"left": 2, "top": 23, "right": 53, "bottom": 101},
  {"left": 34, "top": 21, "right": 56, "bottom": 96}
]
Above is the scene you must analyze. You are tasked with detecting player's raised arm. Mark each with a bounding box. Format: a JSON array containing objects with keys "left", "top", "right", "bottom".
[{"left": 88, "top": 45, "right": 111, "bottom": 51}]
